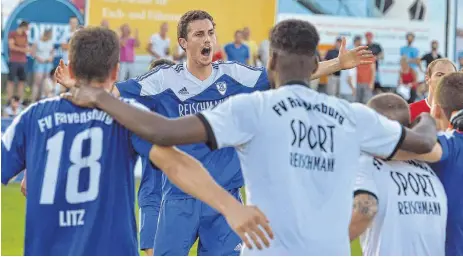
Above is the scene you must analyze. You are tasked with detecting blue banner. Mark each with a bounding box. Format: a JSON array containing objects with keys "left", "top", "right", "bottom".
[{"left": 2, "top": 0, "right": 84, "bottom": 70}]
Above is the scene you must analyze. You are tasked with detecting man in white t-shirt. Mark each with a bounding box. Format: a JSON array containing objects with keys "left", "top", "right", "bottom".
[
  {"left": 349, "top": 93, "right": 447, "bottom": 256},
  {"left": 339, "top": 68, "right": 356, "bottom": 102},
  {"left": 147, "top": 22, "right": 170, "bottom": 60},
  {"left": 63, "top": 19, "right": 438, "bottom": 255}
]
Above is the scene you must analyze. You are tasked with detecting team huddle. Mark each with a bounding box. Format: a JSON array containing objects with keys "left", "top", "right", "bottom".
[{"left": 2, "top": 9, "right": 463, "bottom": 256}]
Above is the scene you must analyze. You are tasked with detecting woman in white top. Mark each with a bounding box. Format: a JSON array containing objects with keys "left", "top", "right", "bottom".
[{"left": 31, "top": 29, "right": 55, "bottom": 101}]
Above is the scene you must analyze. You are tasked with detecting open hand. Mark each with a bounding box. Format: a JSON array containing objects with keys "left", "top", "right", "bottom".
[
  {"left": 61, "top": 84, "right": 103, "bottom": 108},
  {"left": 224, "top": 205, "right": 274, "bottom": 250},
  {"left": 55, "top": 59, "right": 76, "bottom": 89},
  {"left": 338, "top": 37, "right": 374, "bottom": 69}
]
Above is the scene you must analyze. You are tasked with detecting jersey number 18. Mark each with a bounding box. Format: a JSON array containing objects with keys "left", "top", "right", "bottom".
[{"left": 40, "top": 127, "right": 103, "bottom": 205}]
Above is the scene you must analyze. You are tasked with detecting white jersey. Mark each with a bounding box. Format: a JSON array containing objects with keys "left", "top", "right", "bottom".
[
  {"left": 199, "top": 83, "right": 404, "bottom": 255},
  {"left": 149, "top": 33, "right": 170, "bottom": 60},
  {"left": 355, "top": 155, "right": 447, "bottom": 256}
]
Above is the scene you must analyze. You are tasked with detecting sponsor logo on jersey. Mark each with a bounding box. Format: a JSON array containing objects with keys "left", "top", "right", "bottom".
[{"left": 216, "top": 82, "right": 227, "bottom": 95}]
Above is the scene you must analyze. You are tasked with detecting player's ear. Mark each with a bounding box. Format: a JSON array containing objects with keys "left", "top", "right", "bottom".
[
  {"left": 68, "top": 62, "right": 76, "bottom": 79},
  {"left": 312, "top": 55, "right": 319, "bottom": 75},
  {"left": 425, "top": 74, "right": 431, "bottom": 87},
  {"left": 269, "top": 50, "right": 277, "bottom": 71},
  {"left": 179, "top": 38, "right": 187, "bottom": 51},
  {"left": 110, "top": 63, "right": 120, "bottom": 82}
]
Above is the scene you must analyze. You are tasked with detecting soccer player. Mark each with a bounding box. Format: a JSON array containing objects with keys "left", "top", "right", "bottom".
[
  {"left": 111, "top": 10, "right": 376, "bottom": 256},
  {"left": 63, "top": 19, "right": 438, "bottom": 255},
  {"left": 1, "top": 27, "right": 271, "bottom": 255},
  {"left": 349, "top": 93, "right": 447, "bottom": 255},
  {"left": 409, "top": 58, "right": 456, "bottom": 122},
  {"left": 394, "top": 72, "right": 463, "bottom": 256},
  {"left": 138, "top": 58, "right": 176, "bottom": 256}
]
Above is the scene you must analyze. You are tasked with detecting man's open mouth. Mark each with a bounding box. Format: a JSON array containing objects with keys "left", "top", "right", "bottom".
[{"left": 201, "top": 47, "right": 211, "bottom": 56}]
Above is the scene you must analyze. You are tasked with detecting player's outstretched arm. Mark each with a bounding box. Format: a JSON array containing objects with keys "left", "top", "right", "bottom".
[
  {"left": 311, "top": 37, "right": 374, "bottom": 80},
  {"left": 349, "top": 193, "right": 378, "bottom": 241},
  {"left": 148, "top": 146, "right": 274, "bottom": 250},
  {"left": 396, "top": 113, "right": 437, "bottom": 155},
  {"left": 62, "top": 86, "right": 208, "bottom": 146}
]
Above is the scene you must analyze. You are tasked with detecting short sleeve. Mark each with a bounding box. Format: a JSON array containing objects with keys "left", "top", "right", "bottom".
[
  {"left": 122, "top": 98, "right": 154, "bottom": 157},
  {"left": 8, "top": 32, "right": 15, "bottom": 40},
  {"left": 1, "top": 111, "right": 28, "bottom": 185},
  {"left": 354, "top": 155, "right": 379, "bottom": 199},
  {"left": 197, "top": 92, "right": 262, "bottom": 150},
  {"left": 400, "top": 47, "right": 405, "bottom": 56},
  {"left": 351, "top": 103, "right": 405, "bottom": 159},
  {"left": 116, "top": 79, "right": 153, "bottom": 108},
  {"left": 436, "top": 132, "right": 453, "bottom": 163}
]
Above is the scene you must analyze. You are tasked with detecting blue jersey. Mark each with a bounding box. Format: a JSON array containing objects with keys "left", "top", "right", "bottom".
[
  {"left": 430, "top": 131, "right": 463, "bottom": 256},
  {"left": 1, "top": 97, "right": 153, "bottom": 255},
  {"left": 117, "top": 61, "right": 269, "bottom": 200},
  {"left": 137, "top": 158, "right": 162, "bottom": 207}
]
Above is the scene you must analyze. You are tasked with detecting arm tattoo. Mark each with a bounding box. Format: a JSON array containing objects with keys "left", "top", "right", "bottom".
[{"left": 353, "top": 194, "right": 378, "bottom": 218}]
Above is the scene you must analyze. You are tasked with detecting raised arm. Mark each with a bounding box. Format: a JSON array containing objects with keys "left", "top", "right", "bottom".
[
  {"left": 64, "top": 86, "right": 208, "bottom": 146},
  {"left": 148, "top": 145, "right": 273, "bottom": 249},
  {"left": 311, "top": 37, "right": 374, "bottom": 80}
]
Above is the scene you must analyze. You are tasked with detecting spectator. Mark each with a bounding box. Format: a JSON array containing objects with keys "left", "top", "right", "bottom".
[
  {"left": 3, "top": 95, "right": 24, "bottom": 118},
  {"left": 7, "top": 20, "right": 30, "bottom": 101},
  {"left": 258, "top": 31, "right": 270, "bottom": 67},
  {"left": 147, "top": 22, "right": 170, "bottom": 61},
  {"left": 398, "top": 56, "right": 418, "bottom": 103},
  {"left": 224, "top": 30, "right": 249, "bottom": 64},
  {"left": 42, "top": 67, "right": 63, "bottom": 98},
  {"left": 31, "top": 29, "right": 55, "bottom": 101},
  {"left": 355, "top": 35, "right": 376, "bottom": 103},
  {"left": 365, "top": 31, "right": 384, "bottom": 93},
  {"left": 420, "top": 40, "right": 442, "bottom": 71},
  {"left": 119, "top": 24, "right": 140, "bottom": 81},
  {"left": 100, "top": 19, "right": 110, "bottom": 29},
  {"left": 61, "top": 16, "right": 79, "bottom": 64},
  {"left": 174, "top": 44, "right": 186, "bottom": 63},
  {"left": 400, "top": 32, "right": 420, "bottom": 71},
  {"left": 324, "top": 37, "right": 342, "bottom": 96},
  {"left": 242, "top": 27, "right": 258, "bottom": 66},
  {"left": 212, "top": 41, "right": 224, "bottom": 62}
]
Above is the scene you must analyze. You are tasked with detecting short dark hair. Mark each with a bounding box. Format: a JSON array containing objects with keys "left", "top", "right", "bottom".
[
  {"left": 270, "top": 19, "right": 319, "bottom": 56},
  {"left": 177, "top": 10, "right": 215, "bottom": 39},
  {"left": 70, "top": 16, "right": 78, "bottom": 20},
  {"left": 10, "top": 95, "right": 20, "bottom": 102},
  {"left": 18, "top": 21, "right": 29, "bottom": 28},
  {"left": 435, "top": 72, "right": 463, "bottom": 118},
  {"left": 149, "top": 59, "right": 175, "bottom": 70},
  {"left": 367, "top": 93, "right": 410, "bottom": 126},
  {"left": 69, "top": 27, "right": 119, "bottom": 83}
]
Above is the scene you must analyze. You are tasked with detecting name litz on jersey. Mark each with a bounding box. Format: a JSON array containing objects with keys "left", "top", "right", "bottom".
[{"left": 272, "top": 96, "right": 345, "bottom": 173}]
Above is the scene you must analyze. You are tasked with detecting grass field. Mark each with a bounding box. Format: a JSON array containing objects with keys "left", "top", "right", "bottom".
[{"left": 1, "top": 183, "right": 362, "bottom": 256}]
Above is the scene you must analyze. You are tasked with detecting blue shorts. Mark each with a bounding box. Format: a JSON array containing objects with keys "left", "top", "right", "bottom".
[
  {"left": 139, "top": 206, "right": 160, "bottom": 250},
  {"left": 34, "top": 62, "right": 53, "bottom": 73},
  {"left": 154, "top": 188, "right": 243, "bottom": 256}
]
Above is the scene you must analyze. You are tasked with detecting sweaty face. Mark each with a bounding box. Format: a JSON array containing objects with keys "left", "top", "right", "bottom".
[{"left": 184, "top": 19, "right": 216, "bottom": 66}]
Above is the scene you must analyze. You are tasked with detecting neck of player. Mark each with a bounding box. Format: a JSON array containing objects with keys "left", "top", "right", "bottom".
[
  {"left": 275, "top": 55, "right": 314, "bottom": 88},
  {"left": 187, "top": 59, "right": 213, "bottom": 81},
  {"left": 78, "top": 80, "right": 114, "bottom": 92}
]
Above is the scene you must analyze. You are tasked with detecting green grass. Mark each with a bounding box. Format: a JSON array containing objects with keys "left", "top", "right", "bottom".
[{"left": 1, "top": 183, "right": 361, "bottom": 256}]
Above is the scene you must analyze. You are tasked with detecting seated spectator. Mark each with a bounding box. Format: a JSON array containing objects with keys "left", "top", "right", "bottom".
[
  {"left": 224, "top": 30, "right": 249, "bottom": 64},
  {"left": 3, "top": 95, "right": 24, "bottom": 118},
  {"left": 397, "top": 56, "right": 418, "bottom": 103}
]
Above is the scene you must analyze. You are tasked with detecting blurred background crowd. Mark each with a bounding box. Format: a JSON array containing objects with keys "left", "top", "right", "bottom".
[{"left": 1, "top": 0, "right": 463, "bottom": 121}]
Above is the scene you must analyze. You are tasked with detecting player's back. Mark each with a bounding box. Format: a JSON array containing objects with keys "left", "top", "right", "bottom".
[
  {"left": 229, "top": 84, "right": 403, "bottom": 255},
  {"left": 356, "top": 155, "right": 447, "bottom": 255},
  {"left": 1, "top": 97, "right": 140, "bottom": 255}
]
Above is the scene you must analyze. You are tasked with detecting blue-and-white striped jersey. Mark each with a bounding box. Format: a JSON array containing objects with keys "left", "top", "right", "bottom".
[
  {"left": 1, "top": 97, "right": 153, "bottom": 255},
  {"left": 116, "top": 61, "right": 270, "bottom": 200}
]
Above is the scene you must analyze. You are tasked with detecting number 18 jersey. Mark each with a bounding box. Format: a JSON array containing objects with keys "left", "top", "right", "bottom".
[{"left": 1, "top": 97, "right": 153, "bottom": 255}]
